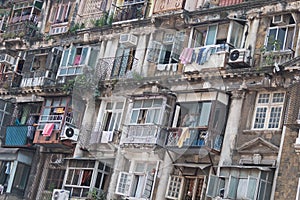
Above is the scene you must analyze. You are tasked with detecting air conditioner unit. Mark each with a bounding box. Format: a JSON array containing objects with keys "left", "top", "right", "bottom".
[
  {"left": 60, "top": 125, "right": 79, "bottom": 141},
  {"left": 0, "top": 54, "right": 15, "bottom": 65},
  {"left": 228, "top": 49, "right": 250, "bottom": 67},
  {"left": 52, "top": 189, "right": 70, "bottom": 200},
  {"left": 272, "top": 15, "right": 288, "bottom": 25},
  {"left": 119, "top": 34, "right": 137, "bottom": 47}
]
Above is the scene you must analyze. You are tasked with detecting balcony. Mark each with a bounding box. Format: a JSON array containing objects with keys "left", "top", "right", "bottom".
[
  {"left": 154, "top": 63, "right": 183, "bottom": 77},
  {"left": 112, "top": 1, "right": 147, "bottom": 23},
  {"left": 121, "top": 124, "right": 167, "bottom": 146},
  {"left": 4, "top": 126, "right": 30, "bottom": 146},
  {"left": 20, "top": 70, "right": 54, "bottom": 87},
  {"left": 260, "top": 50, "right": 294, "bottom": 67},
  {"left": 96, "top": 55, "right": 138, "bottom": 80},
  {"left": 182, "top": 45, "right": 228, "bottom": 75}
]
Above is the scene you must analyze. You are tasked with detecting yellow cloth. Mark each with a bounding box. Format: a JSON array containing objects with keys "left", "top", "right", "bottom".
[{"left": 177, "top": 127, "right": 190, "bottom": 148}]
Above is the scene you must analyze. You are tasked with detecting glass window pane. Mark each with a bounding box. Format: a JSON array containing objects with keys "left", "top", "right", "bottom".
[
  {"left": 206, "top": 25, "right": 217, "bottom": 45},
  {"left": 153, "top": 99, "right": 163, "bottom": 106},
  {"left": 130, "top": 110, "right": 139, "bottom": 123},
  {"left": 277, "top": 27, "right": 286, "bottom": 50},
  {"left": 228, "top": 176, "right": 239, "bottom": 199},
  {"left": 68, "top": 47, "right": 76, "bottom": 66},
  {"left": 116, "top": 102, "right": 124, "bottom": 109},
  {"left": 272, "top": 93, "right": 284, "bottom": 103},
  {"left": 266, "top": 29, "right": 277, "bottom": 51},
  {"left": 80, "top": 47, "right": 89, "bottom": 65},
  {"left": 106, "top": 102, "right": 112, "bottom": 110},
  {"left": 108, "top": 113, "right": 116, "bottom": 131},
  {"left": 61, "top": 50, "right": 69, "bottom": 66},
  {"left": 246, "top": 177, "right": 258, "bottom": 200},
  {"left": 133, "top": 100, "right": 142, "bottom": 108},
  {"left": 143, "top": 99, "right": 152, "bottom": 108},
  {"left": 59, "top": 68, "right": 67, "bottom": 75},
  {"left": 199, "top": 102, "right": 211, "bottom": 126},
  {"left": 254, "top": 107, "right": 267, "bottom": 129},
  {"left": 258, "top": 94, "right": 270, "bottom": 104},
  {"left": 268, "top": 107, "right": 282, "bottom": 128},
  {"left": 285, "top": 27, "right": 294, "bottom": 50}
]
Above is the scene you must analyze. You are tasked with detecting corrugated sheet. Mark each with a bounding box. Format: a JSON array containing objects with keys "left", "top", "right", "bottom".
[
  {"left": 5, "top": 126, "right": 28, "bottom": 146},
  {"left": 219, "top": 0, "right": 243, "bottom": 6}
]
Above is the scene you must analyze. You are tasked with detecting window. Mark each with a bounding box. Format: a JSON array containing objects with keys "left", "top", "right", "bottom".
[
  {"left": 112, "top": 47, "right": 136, "bottom": 77},
  {"left": 228, "top": 21, "right": 244, "bottom": 48},
  {"left": 176, "top": 102, "right": 212, "bottom": 127},
  {"left": 147, "top": 31, "right": 185, "bottom": 64},
  {"left": 265, "top": 15, "right": 295, "bottom": 51},
  {"left": 45, "top": 168, "right": 66, "bottom": 191},
  {"left": 252, "top": 92, "right": 285, "bottom": 129},
  {"left": 49, "top": 1, "right": 71, "bottom": 24},
  {"left": 116, "top": 162, "right": 156, "bottom": 199},
  {"left": 166, "top": 175, "right": 205, "bottom": 200},
  {"left": 207, "top": 169, "right": 274, "bottom": 200},
  {"left": 101, "top": 102, "right": 124, "bottom": 143},
  {"left": 12, "top": 163, "right": 31, "bottom": 196},
  {"left": 64, "top": 160, "right": 111, "bottom": 198},
  {"left": 58, "top": 46, "right": 99, "bottom": 76},
  {"left": 130, "top": 99, "right": 163, "bottom": 125}
]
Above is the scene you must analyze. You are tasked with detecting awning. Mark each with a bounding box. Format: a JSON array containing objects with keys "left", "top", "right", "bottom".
[{"left": 173, "top": 163, "right": 211, "bottom": 170}]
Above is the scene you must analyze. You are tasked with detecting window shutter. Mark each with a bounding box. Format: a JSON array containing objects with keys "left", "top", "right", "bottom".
[
  {"left": 227, "top": 175, "right": 239, "bottom": 199},
  {"left": 142, "top": 171, "right": 155, "bottom": 198},
  {"left": 147, "top": 41, "right": 162, "bottom": 63},
  {"left": 45, "top": 51, "right": 54, "bottom": 70},
  {"left": 171, "top": 33, "right": 184, "bottom": 62},
  {"left": 206, "top": 175, "right": 219, "bottom": 198},
  {"left": 116, "top": 172, "right": 133, "bottom": 196},
  {"left": 246, "top": 176, "right": 258, "bottom": 200}
]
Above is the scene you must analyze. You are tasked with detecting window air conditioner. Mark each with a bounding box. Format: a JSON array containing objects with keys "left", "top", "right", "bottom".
[
  {"left": 228, "top": 49, "right": 250, "bottom": 67},
  {"left": 0, "top": 54, "right": 15, "bottom": 65},
  {"left": 52, "top": 189, "right": 70, "bottom": 200},
  {"left": 119, "top": 34, "right": 138, "bottom": 47},
  {"left": 60, "top": 125, "right": 79, "bottom": 141}
]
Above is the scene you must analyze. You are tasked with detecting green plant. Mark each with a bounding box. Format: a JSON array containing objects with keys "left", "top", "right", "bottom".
[
  {"left": 88, "top": 188, "right": 107, "bottom": 200},
  {"left": 69, "top": 23, "right": 85, "bottom": 33},
  {"left": 260, "top": 38, "right": 281, "bottom": 66}
]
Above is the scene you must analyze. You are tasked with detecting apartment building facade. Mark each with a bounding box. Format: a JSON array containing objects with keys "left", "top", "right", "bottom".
[{"left": 0, "top": 0, "right": 299, "bottom": 200}]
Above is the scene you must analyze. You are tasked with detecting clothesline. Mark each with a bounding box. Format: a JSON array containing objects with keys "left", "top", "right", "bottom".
[{"left": 180, "top": 44, "right": 229, "bottom": 65}]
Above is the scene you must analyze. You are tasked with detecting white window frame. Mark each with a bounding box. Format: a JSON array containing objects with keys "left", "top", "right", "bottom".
[
  {"left": 265, "top": 24, "right": 295, "bottom": 51},
  {"left": 129, "top": 98, "right": 164, "bottom": 125},
  {"left": 227, "top": 20, "right": 245, "bottom": 49},
  {"left": 49, "top": 1, "right": 71, "bottom": 24},
  {"left": 58, "top": 46, "right": 91, "bottom": 76},
  {"left": 101, "top": 101, "right": 124, "bottom": 143},
  {"left": 205, "top": 24, "right": 218, "bottom": 45},
  {"left": 116, "top": 162, "right": 157, "bottom": 198},
  {"left": 252, "top": 92, "right": 285, "bottom": 130},
  {"left": 165, "top": 175, "right": 184, "bottom": 199},
  {"left": 147, "top": 31, "right": 185, "bottom": 64}
]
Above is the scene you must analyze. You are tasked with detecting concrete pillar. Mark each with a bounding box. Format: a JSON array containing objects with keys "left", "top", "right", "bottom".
[
  {"left": 107, "top": 150, "right": 126, "bottom": 199},
  {"left": 247, "top": 17, "right": 260, "bottom": 65},
  {"left": 219, "top": 90, "right": 245, "bottom": 167},
  {"left": 142, "top": 32, "right": 154, "bottom": 77},
  {"left": 154, "top": 151, "right": 175, "bottom": 200},
  {"left": 99, "top": 40, "right": 106, "bottom": 59}
]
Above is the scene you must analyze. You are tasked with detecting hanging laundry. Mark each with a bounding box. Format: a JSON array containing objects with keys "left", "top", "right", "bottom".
[
  {"left": 177, "top": 127, "right": 190, "bottom": 148},
  {"left": 180, "top": 48, "right": 193, "bottom": 64},
  {"left": 42, "top": 123, "right": 55, "bottom": 137},
  {"left": 157, "top": 64, "right": 166, "bottom": 71}
]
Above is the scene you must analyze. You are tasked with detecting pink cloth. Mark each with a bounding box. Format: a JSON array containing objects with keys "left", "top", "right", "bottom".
[
  {"left": 180, "top": 48, "right": 193, "bottom": 64},
  {"left": 74, "top": 55, "right": 81, "bottom": 65},
  {"left": 42, "top": 123, "right": 55, "bottom": 136}
]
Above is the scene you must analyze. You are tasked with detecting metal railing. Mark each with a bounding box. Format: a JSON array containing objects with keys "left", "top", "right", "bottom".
[
  {"left": 5, "top": 125, "right": 29, "bottom": 146},
  {"left": 112, "top": 2, "right": 146, "bottom": 22},
  {"left": 260, "top": 50, "right": 294, "bottom": 67}
]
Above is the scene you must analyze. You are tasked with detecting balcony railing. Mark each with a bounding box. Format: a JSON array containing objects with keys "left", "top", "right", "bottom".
[
  {"left": 20, "top": 70, "right": 54, "bottom": 87},
  {"left": 154, "top": 63, "right": 183, "bottom": 77},
  {"left": 112, "top": 2, "right": 146, "bottom": 22},
  {"left": 165, "top": 128, "right": 207, "bottom": 148},
  {"left": 183, "top": 44, "right": 228, "bottom": 74},
  {"left": 260, "top": 50, "right": 294, "bottom": 67},
  {"left": 5, "top": 125, "right": 30, "bottom": 146},
  {"left": 96, "top": 55, "right": 138, "bottom": 80},
  {"left": 121, "top": 124, "right": 167, "bottom": 146}
]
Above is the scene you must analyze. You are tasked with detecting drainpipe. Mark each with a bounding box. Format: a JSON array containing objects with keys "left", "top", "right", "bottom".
[{"left": 270, "top": 125, "right": 286, "bottom": 200}]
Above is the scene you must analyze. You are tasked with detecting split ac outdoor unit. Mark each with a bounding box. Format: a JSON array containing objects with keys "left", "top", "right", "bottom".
[
  {"left": 119, "top": 34, "right": 138, "bottom": 47},
  {"left": 228, "top": 49, "right": 250, "bottom": 67},
  {"left": 60, "top": 125, "right": 79, "bottom": 141},
  {"left": 52, "top": 189, "right": 70, "bottom": 200}
]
